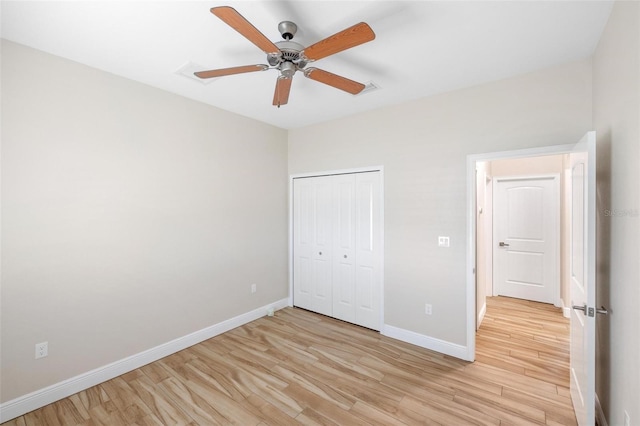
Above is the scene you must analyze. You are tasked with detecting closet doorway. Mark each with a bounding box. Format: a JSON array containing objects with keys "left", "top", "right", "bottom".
[{"left": 290, "top": 168, "right": 384, "bottom": 330}]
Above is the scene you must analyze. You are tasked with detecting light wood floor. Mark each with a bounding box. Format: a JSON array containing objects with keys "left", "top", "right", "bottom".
[{"left": 3, "top": 296, "right": 575, "bottom": 425}]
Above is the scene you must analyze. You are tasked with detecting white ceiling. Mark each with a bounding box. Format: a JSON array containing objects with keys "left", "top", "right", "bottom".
[{"left": 1, "top": 1, "right": 613, "bottom": 129}]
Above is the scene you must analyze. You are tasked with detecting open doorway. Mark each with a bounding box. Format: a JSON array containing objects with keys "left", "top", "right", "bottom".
[
  {"left": 465, "top": 142, "right": 576, "bottom": 360},
  {"left": 470, "top": 147, "right": 577, "bottom": 422},
  {"left": 475, "top": 153, "right": 571, "bottom": 332},
  {"left": 467, "top": 134, "right": 598, "bottom": 425}
]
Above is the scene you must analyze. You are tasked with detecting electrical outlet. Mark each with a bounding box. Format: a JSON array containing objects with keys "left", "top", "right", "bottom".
[
  {"left": 624, "top": 410, "right": 630, "bottom": 426},
  {"left": 438, "top": 236, "right": 450, "bottom": 247},
  {"left": 425, "top": 304, "right": 432, "bottom": 315},
  {"left": 35, "top": 342, "right": 48, "bottom": 359},
  {"left": 251, "top": 283, "right": 257, "bottom": 294}
]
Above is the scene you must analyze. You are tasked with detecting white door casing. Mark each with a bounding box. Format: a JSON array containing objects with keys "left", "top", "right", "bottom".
[
  {"left": 569, "top": 132, "right": 597, "bottom": 426},
  {"left": 293, "top": 171, "right": 382, "bottom": 330},
  {"left": 493, "top": 175, "right": 560, "bottom": 305}
]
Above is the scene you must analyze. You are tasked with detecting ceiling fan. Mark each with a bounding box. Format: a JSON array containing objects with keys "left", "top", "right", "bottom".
[{"left": 195, "top": 6, "right": 375, "bottom": 107}]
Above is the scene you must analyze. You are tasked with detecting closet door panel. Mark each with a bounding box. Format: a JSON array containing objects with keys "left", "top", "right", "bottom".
[
  {"left": 332, "top": 174, "right": 356, "bottom": 323},
  {"left": 355, "top": 172, "right": 381, "bottom": 330},
  {"left": 293, "top": 178, "right": 314, "bottom": 310},
  {"left": 311, "top": 177, "right": 333, "bottom": 316}
]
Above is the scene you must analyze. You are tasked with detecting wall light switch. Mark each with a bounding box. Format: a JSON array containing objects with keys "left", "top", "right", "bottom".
[{"left": 438, "top": 236, "right": 450, "bottom": 247}]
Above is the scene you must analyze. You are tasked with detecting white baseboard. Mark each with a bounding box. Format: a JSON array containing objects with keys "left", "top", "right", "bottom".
[
  {"left": 595, "top": 392, "right": 608, "bottom": 426},
  {"left": 478, "top": 302, "right": 487, "bottom": 328},
  {"left": 0, "top": 298, "right": 289, "bottom": 423},
  {"left": 381, "top": 324, "right": 470, "bottom": 361}
]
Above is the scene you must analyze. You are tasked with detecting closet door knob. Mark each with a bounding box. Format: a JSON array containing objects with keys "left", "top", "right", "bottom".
[
  {"left": 344, "top": 255, "right": 348, "bottom": 258},
  {"left": 319, "top": 251, "right": 322, "bottom": 255}
]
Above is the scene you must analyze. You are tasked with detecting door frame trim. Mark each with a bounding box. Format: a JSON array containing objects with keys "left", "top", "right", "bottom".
[
  {"left": 466, "top": 144, "right": 574, "bottom": 361},
  {"left": 492, "top": 173, "right": 561, "bottom": 307},
  {"left": 288, "top": 165, "right": 385, "bottom": 329}
]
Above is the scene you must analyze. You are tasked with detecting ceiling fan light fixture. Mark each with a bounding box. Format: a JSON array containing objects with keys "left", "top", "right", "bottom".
[
  {"left": 280, "top": 61, "right": 297, "bottom": 78},
  {"left": 267, "top": 53, "right": 280, "bottom": 66}
]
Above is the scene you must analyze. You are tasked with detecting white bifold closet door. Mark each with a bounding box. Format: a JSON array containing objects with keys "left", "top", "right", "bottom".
[{"left": 293, "top": 172, "right": 382, "bottom": 330}]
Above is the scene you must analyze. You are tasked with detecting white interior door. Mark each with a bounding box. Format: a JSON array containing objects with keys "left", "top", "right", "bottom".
[
  {"left": 569, "top": 131, "right": 596, "bottom": 426},
  {"left": 493, "top": 175, "right": 560, "bottom": 304}
]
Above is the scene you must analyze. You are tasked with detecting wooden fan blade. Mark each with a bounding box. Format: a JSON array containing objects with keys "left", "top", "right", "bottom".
[
  {"left": 211, "top": 6, "right": 280, "bottom": 54},
  {"left": 273, "top": 77, "right": 293, "bottom": 107},
  {"left": 304, "top": 68, "right": 365, "bottom": 95},
  {"left": 194, "top": 64, "right": 268, "bottom": 79},
  {"left": 302, "top": 22, "right": 375, "bottom": 61}
]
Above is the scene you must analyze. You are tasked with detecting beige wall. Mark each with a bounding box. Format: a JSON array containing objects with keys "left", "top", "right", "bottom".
[
  {"left": 592, "top": 1, "right": 640, "bottom": 424},
  {"left": 289, "top": 59, "right": 593, "bottom": 345},
  {"left": 0, "top": 40, "right": 289, "bottom": 402}
]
